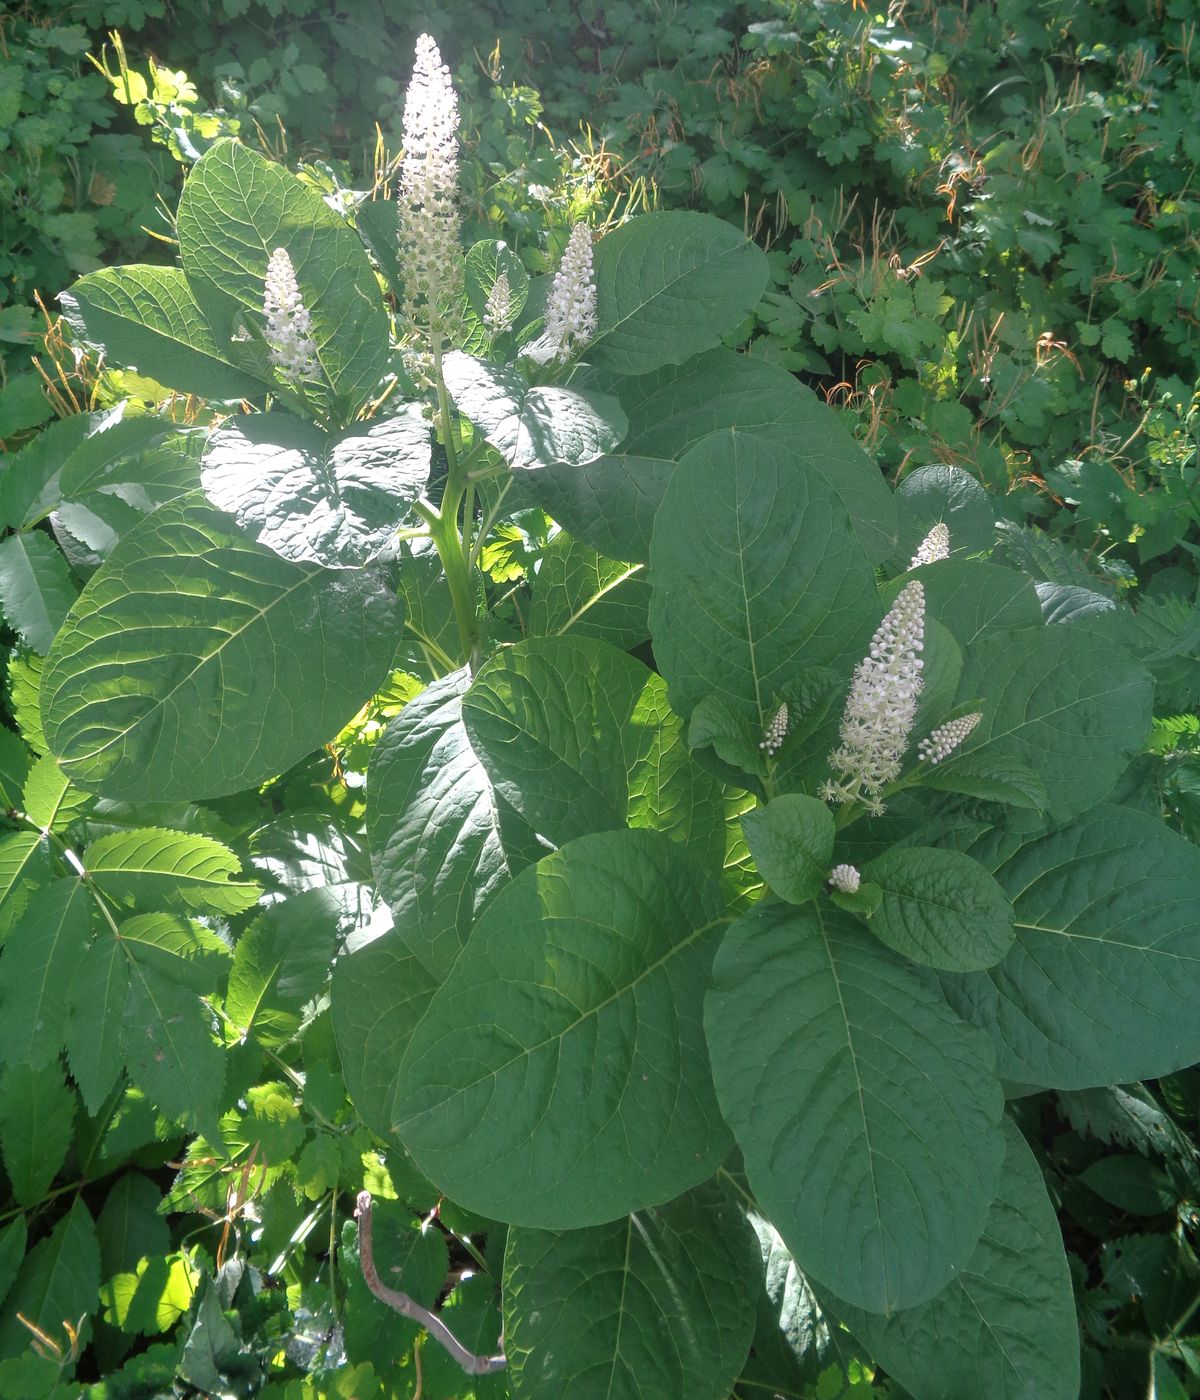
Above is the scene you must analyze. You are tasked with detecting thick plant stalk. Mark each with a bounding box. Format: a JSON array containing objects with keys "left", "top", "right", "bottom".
[{"left": 354, "top": 1192, "right": 506, "bottom": 1376}]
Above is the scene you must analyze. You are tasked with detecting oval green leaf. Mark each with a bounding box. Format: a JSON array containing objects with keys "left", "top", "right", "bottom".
[{"left": 740, "top": 794, "right": 835, "bottom": 904}]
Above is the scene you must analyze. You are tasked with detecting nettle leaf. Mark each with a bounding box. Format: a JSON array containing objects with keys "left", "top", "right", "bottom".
[
  {"left": 225, "top": 887, "right": 340, "bottom": 1043},
  {"left": 0, "top": 1062, "right": 75, "bottom": 1207},
  {"left": 650, "top": 430, "right": 879, "bottom": 730},
  {"left": 96, "top": 1175, "right": 170, "bottom": 1279},
  {"left": 22, "top": 753, "right": 91, "bottom": 831},
  {"left": 0, "top": 1199, "right": 100, "bottom": 1361},
  {"left": 862, "top": 845, "right": 1015, "bottom": 972},
  {"left": 119, "top": 914, "right": 232, "bottom": 993},
  {"left": 391, "top": 829, "right": 731, "bottom": 1227},
  {"left": 0, "top": 1219, "right": 26, "bottom": 1315},
  {"left": 67, "top": 935, "right": 129, "bottom": 1113},
  {"left": 200, "top": 408, "right": 430, "bottom": 567},
  {"left": 503, "top": 1184, "right": 760, "bottom": 1400},
  {"left": 942, "top": 625, "right": 1152, "bottom": 822},
  {"left": 705, "top": 901, "right": 1004, "bottom": 1313},
  {"left": 529, "top": 350, "right": 895, "bottom": 566},
  {"left": 59, "top": 266, "right": 271, "bottom": 402},
  {"left": 122, "top": 959, "right": 225, "bottom": 1130},
  {"left": 41, "top": 494, "right": 402, "bottom": 801},
  {"left": 527, "top": 532, "right": 650, "bottom": 651},
  {"left": 368, "top": 669, "right": 542, "bottom": 983},
  {"left": 442, "top": 352, "right": 627, "bottom": 472},
  {"left": 0, "top": 728, "right": 32, "bottom": 810},
  {"left": 176, "top": 139, "right": 389, "bottom": 416},
  {"left": 589, "top": 212, "right": 768, "bottom": 376},
  {"left": 893, "top": 463, "right": 995, "bottom": 564},
  {"left": 0, "top": 831, "right": 53, "bottom": 941},
  {"left": 741, "top": 795, "right": 835, "bottom": 904},
  {"left": 332, "top": 928, "right": 438, "bottom": 1140},
  {"left": 0, "top": 530, "right": 79, "bottom": 654},
  {"left": 831, "top": 1119, "right": 1079, "bottom": 1400},
  {"left": 462, "top": 636, "right": 726, "bottom": 863},
  {"left": 941, "top": 806, "right": 1200, "bottom": 1088},
  {"left": 0, "top": 878, "right": 94, "bottom": 1070},
  {"left": 84, "top": 827, "right": 260, "bottom": 916}
]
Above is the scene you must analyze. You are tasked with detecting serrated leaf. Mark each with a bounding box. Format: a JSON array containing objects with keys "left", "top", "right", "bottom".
[
  {"left": 119, "top": 913, "right": 231, "bottom": 993},
  {"left": 0, "top": 1062, "right": 75, "bottom": 1206},
  {"left": 940, "top": 805, "right": 1200, "bottom": 1088},
  {"left": 0, "top": 531, "right": 78, "bottom": 654},
  {"left": 66, "top": 936, "right": 129, "bottom": 1113},
  {"left": 225, "top": 887, "right": 339, "bottom": 1042},
  {"left": 442, "top": 352, "right": 626, "bottom": 472},
  {"left": 391, "top": 829, "right": 731, "bottom": 1227},
  {"left": 200, "top": 408, "right": 430, "bottom": 567},
  {"left": 41, "top": 494, "right": 402, "bottom": 801},
  {"left": 21, "top": 754, "right": 90, "bottom": 831},
  {"left": 176, "top": 139, "right": 389, "bottom": 415},
  {"left": 830, "top": 1119, "right": 1079, "bottom": 1400},
  {"left": 84, "top": 827, "right": 259, "bottom": 916},
  {"left": 503, "top": 1184, "right": 760, "bottom": 1400},
  {"left": 462, "top": 636, "right": 725, "bottom": 862},
  {"left": 0, "top": 729, "right": 31, "bottom": 812},
  {"left": 589, "top": 212, "right": 768, "bottom": 375},
  {"left": 705, "top": 900, "right": 1003, "bottom": 1313},
  {"left": 862, "top": 845, "right": 1014, "bottom": 972},
  {"left": 0, "top": 879, "right": 93, "bottom": 1070},
  {"left": 650, "top": 431, "right": 879, "bottom": 729},
  {"left": 0, "top": 1199, "right": 99, "bottom": 1361},
  {"left": 121, "top": 961, "right": 225, "bottom": 1130},
  {"left": 741, "top": 795, "right": 835, "bottom": 904},
  {"left": 96, "top": 1174, "right": 170, "bottom": 1279},
  {"left": 59, "top": 266, "right": 269, "bottom": 402},
  {"left": 0, "top": 1219, "right": 27, "bottom": 1315},
  {"left": 0, "top": 831, "right": 53, "bottom": 939}
]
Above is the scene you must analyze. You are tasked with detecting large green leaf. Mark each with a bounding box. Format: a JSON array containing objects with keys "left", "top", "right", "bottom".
[
  {"left": 200, "top": 408, "right": 431, "bottom": 567},
  {"left": 66, "top": 935, "right": 129, "bottom": 1114},
  {"left": 503, "top": 1184, "right": 760, "bottom": 1400},
  {"left": 650, "top": 431, "right": 879, "bottom": 729},
  {"left": 589, "top": 212, "right": 768, "bottom": 375},
  {"left": 84, "top": 827, "right": 260, "bottom": 916},
  {"left": 740, "top": 794, "right": 835, "bottom": 904},
  {"left": 887, "top": 559, "right": 1042, "bottom": 651},
  {"left": 0, "top": 1199, "right": 99, "bottom": 1360},
  {"left": 705, "top": 900, "right": 1004, "bottom": 1313},
  {"left": 529, "top": 350, "right": 895, "bottom": 566},
  {"left": 892, "top": 464, "right": 996, "bottom": 564},
  {"left": 367, "top": 669, "right": 541, "bottom": 982},
  {"left": 391, "top": 829, "right": 731, "bottom": 1227},
  {"left": 0, "top": 1062, "right": 75, "bottom": 1207},
  {"left": 940, "top": 806, "right": 1200, "bottom": 1088},
  {"left": 225, "top": 887, "right": 340, "bottom": 1043},
  {"left": 862, "top": 845, "right": 1014, "bottom": 972},
  {"left": 176, "top": 139, "right": 389, "bottom": 416},
  {"left": 442, "top": 353, "right": 626, "bottom": 472},
  {"left": 526, "top": 533, "right": 649, "bottom": 651},
  {"left": 462, "top": 636, "right": 725, "bottom": 863},
  {"left": 942, "top": 625, "right": 1152, "bottom": 822},
  {"left": 0, "top": 879, "right": 94, "bottom": 1070},
  {"left": 831, "top": 1119, "right": 1079, "bottom": 1400},
  {"left": 121, "top": 960, "right": 225, "bottom": 1130},
  {"left": 0, "top": 531, "right": 79, "bottom": 654},
  {"left": 41, "top": 495, "right": 402, "bottom": 801},
  {"left": 59, "top": 266, "right": 269, "bottom": 402}
]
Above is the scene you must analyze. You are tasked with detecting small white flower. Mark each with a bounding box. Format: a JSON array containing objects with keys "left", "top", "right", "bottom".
[
  {"left": 759, "top": 704, "right": 789, "bottom": 757},
  {"left": 544, "top": 223, "right": 597, "bottom": 361},
  {"left": 828, "top": 864, "right": 861, "bottom": 894},
  {"left": 263, "top": 247, "right": 319, "bottom": 385},
  {"left": 484, "top": 271, "right": 514, "bottom": 335},
  {"left": 397, "top": 34, "right": 463, "bottom": 341},
  {"left": 909, "top": 523, "right": 950, "bottom": 569},
  {"left": 821, "top": 581, "right": 925, "bottom": 814},
  {"left": 918, "top": 712, "right": 982, "bottom": 764}
]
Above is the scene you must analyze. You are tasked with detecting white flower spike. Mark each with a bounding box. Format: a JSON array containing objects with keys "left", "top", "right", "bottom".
[
  {"left": 918, "top": 712, "right": 982, "bottom": 764},
  {"left": 484, "top": 271, "right": 514, "bottom": 335},
  {"left": 544, "top": 223, "right": 598, "bottom": 361},
  {"left": 909, "top": 522, "right": 950, "bottom": 569},
  {"left": 263, "top": 248, "right": 319, "bottom": 386},
  {"left": 759, "top": 703, "right": 789, "bottom": 757},
  {"left": 828, "top": 864, "right": 861, "bottom": 894},
  {"left": 397, "top": 34, "right": 463, "bottom": 340},
  {"left": 820, "top": 580, "right": 925, "bottom": 814}
]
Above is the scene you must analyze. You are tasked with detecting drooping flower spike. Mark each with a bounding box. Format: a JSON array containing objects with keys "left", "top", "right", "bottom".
[
  {"left": 918, "top": 712, "right": 982, "bottom": 764},
  {"left": 544, "top": 222, "right": 598, "bottom": 362},
  {"left": 263, "top": 247, "right": 320, "bottom": 386},
  {"left": 397, "top": 34, "right": 463, "bottom": 341},
  {"left": 820, "top": 580, "right": 925, "bottom": 815},
  {"left": 909, "top": 522, "right": 950, "bottom": 569}
]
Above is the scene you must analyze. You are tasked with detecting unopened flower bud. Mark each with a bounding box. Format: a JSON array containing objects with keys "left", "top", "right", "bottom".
[
  {"left": 918, "top": 712, "right": 982, "bottom": 764},
  {"left": 759, "top": 704, "right": 789, "bottom": 756},
  {"left": 828, "top": 864, "right": 861, "bottom": 894}
]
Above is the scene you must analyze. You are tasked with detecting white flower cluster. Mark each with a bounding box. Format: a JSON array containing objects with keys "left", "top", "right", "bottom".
[
  {"left": 544, "top": 223, "right": 597, "bottom": 361},
  {"left": 820, "top": 581, "right": 925, "bottom": 815},
  {"left": 759, "top": 703, "right": 789, "bottom": 756},
  {"left": 397, "top": 34, "right": 463, "bottom": 341},
  {"left": 918, "top": 712, "right": 982, "bottom": 764},
  {"left": 828, "top": 864, "right": 861, "bottom": 894},
  {"left": 484, "top": 271, "right": 513, "bottom": 335},
  {"left": 909, "top": 522, "right": 950, "bottom": 569},
  {"left": 263, "top": 247, "right": 319, "bottom": 385}
]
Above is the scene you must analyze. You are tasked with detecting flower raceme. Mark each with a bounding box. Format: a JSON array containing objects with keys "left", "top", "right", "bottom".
[
  {"left": 263, "top": 248, "right": 319, "bottom": 386},
  {"left": 820, "top": 580, "right": 925, "bottom": 814},
  {"left": 484, "top": 271, "right": 514, "bottom": 335},
  {"left": 397, "top": 34, "right": 463, "bottom": 342},
  {"left": 918, "top": 712, "right": 982, "bottom": 764},
  {"left": 544, "top": 223, "right": 598, "bottom": 361},
  {"left": 909, "top": 522, "right": 950, "bottom": 569}
]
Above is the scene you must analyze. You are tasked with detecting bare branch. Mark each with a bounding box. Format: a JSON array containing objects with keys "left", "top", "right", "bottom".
[{"left": 354, "top": 1191, "right": 507, "bottom": 1376}]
